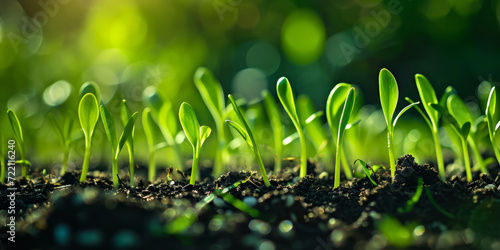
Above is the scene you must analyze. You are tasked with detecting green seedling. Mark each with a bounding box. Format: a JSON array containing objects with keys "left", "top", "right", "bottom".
[
  {"left": 424, "top": 187, "right": 454, "bottom": 218},
  {"left": 78, "top": 93, "right": 100, "bottom": 183},
  {"left": 7, "top": 109, "right": 31, "bottom": 177},
  {"left": 120, "top": 100, "right": 137, "bottom": 187},
  {"left": 412, "top": 74, "right": 446, "bottom": 181},
  {"left": 158, "top": 101, "right": 183, "bottom": 169},
  {"left": 48, "top": 114, "right": 74, "bottom": 176},
  {"left": 485, "top": 87, "right": 500, "bottom": 165},
  {"left": 179, "top": 102, "right": 212, "bottom": 185},
  {"left": 277, "top": 77, "right": 308, "bottom": 178},
  {"left": 0, "top": 131, "right": 5, "bottom": 183},
  {"left": 262, "top": 90, "right": 284, "bottom": 173},
  {"left": 446, "top": 94, "right": 475, "bottom": 181},
  {"left": 80, "top": 81, "right": 101, "bottom": 101},
  {"left": 326, "top": 83, "right": 359, "bottom": 182},
  {"left": 226, "top": 94, "right": 271, "bottom": 187},
  {"left": 379, "top": 68, "right": 419, "bottom": 177},
  {"left": 143, "top": 107, "right": 163, "bottom": 182},
  {"left": 100, "top": 104, "right": 138, "bottom": 189},
  {"left": 194, "top": 67, "right": 227, "bottom": 176},
  {"left": 354, "top": 159, "right": 377, "bottom": 186},
  {"left": 331, "top": 87, "right": 356, "bottom": 188}
]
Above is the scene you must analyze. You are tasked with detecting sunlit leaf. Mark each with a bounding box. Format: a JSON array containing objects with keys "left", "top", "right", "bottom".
[
  {"left": 78, "top": 93, "right": 100, "bottom": 141},
  {"left": 100, "top": 105, "right": 118, "bottom": 153},
  {"left": 415, "top": 74, "right": 439, "bottom": 125},
  {"left": 117, "top": 112, "right": 138, "bottom": 158},
  {"left": 379, "top": 68, "right": 398, "bottom": 129},
  {"left": 179, "top": 102, "right": 200, "bottom": 148}
]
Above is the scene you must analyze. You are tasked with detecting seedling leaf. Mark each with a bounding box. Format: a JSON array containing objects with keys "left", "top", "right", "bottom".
[
  {"left": 199, "top": 125, "right": 212, "bottom": 147},
  {"left": 305, "top": 111, "right": 324, "bottom": 125},
  {"left": 447, "top": 95, "right": 474, "bottom": 126},
  {"left": 326, "top": 83, "right": 352, "bottom": 137},
  {"left": 117, "top": 112, "right": 139, "bottom": 157},
  {"left": 392, "top": 102, "right": 419, "bottom": 128},
  {"left": 277, "top": 77, "right": 300, "bottom": 126},
  {"left": 461, "top": 122, "right": 471, "bottom": 138},
  {"left": 226, "top": 120, "right": 252, "bottom": 149},
  {"left": 415, "top": 74, "right": 439, "bottom": 124},
  {"left": 78, "top": 93, "right": 100, "bottom": 140},
  {"left": 100, "top": 105, "right": 118, "bottom": 152},
  {"left": 354, "top": 159, "right": 377, "bottom": 186},
  {"left": 379, "top": 68, "right": 398, "bottom": 129},
  {"left": 345, "top": 119, "right": 361, "bottom": 130},
  {"left": 79, "top": 81, "right": 101, "bottom": 101},
  {"left": 179, "top": 102, "right": 200, "bottom": 147},
  {"left": 194, "top": 67, "right": 225, "bottom": 118},
  {"left": 7, "top": 109, "right": 24, "bottom": 144}
]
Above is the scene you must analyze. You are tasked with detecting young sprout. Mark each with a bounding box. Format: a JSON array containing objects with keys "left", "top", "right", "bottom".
[
  {"left": 194, "top": 67, "right": 227, "bottom": 176},
  {"left": 120, "top": 100, "right": 137, "bottom": 187},
  {"left": 100, "top": 104, "right": 138, "bottom": 189},
  {"left": 262, "top": 90, "right": 284, "bottom": 173},
  {"left": 226, "top": 94, "right": 271, "bottom": 187},
  {"left": 379, "top": 68, "right": 419, "bottom": 177},
  {"left": 446, "top": 94, "right": 475, "bottom": 181},
  {"left": 48, "top": 113, "right": 74, "bottom": 176},
  {"left": 143, "top": 107, "right": 160, "bottom": 182},
  {"left": 330, "top": 87, "right": 355, "bottom": 188},
  {"left": 78, "top": 93, "right": 100, "bottom": 183},
  {"left": 326, "top": 83, "right": 357, "bottom": 181},
  {"left": 179, "top": 102, "right": 212, "bottom": 185},
  {"left": 276, "top": 77, "right": 308, "bottom": 178},
  {"left": 408, "top": 74, "right": 446, "bottom": 181},
  {"left": 486, "top": 87, "right": 500, "bottom": 164},
  {"left": 7, "top": 109, "right": 31, "bottom": 177}
]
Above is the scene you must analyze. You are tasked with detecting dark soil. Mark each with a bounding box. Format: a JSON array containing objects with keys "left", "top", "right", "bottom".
[{"left": 1, "top": 154, "right": 500, "bottom": 250}]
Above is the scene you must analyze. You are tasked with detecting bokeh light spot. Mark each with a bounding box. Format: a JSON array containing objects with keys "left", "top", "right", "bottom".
[
  {"left": 281, "top": 9, "right": 326, "bottom": 64},
  {"left": 246, "top": 42, "right": 281, "bottom": 76},
  {"left": 233, "top": 68, "right": 267, "bottom": 101},
  {"left": 43, "top": 80, "right": 72, "bottom": 107}
]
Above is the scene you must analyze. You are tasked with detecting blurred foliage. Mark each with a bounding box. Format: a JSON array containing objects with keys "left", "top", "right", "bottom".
[{"left": 0, "top": 0, "right": 499, "bottom": 172}]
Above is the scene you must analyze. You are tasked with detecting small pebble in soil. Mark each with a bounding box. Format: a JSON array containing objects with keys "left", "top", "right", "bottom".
[{"left": 243, "top": 196, "right": 258, "bottom": 207}]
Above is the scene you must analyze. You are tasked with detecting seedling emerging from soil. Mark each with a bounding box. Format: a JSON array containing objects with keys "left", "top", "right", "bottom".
[
  {"left": 226, "top": 94, "right": 271, "bottom": 187},
  {"left": 7, "top": 109, "right": 31, "bottom": 177},
  {"left": 446, "top": 95, "right": 474, "bottom": 181},
  {"left": 262, "top": 90, "right": 284, "bottom": 172},
  {"left": 48, "top": 114, "right": 74, "bottom": 175},
  {"left": 413, "top": 74, "right": 446, "bottom": 181},
  {"left": 485, "top": 87, "right": 500, "bottom": 164},
  {"left": 354, "top": 159, "right": 377, "bottom": 186},
  {"left": 277, "top": 77, "right": 308, "bottom": 178},
  {"left": 194, "top": 67, "right": 227, "bottom": 176},
  {"left": 78, "top": 93, "right": 100, "bottom": 183},
  {"left": 120, "top": 100, "right": 137, "bottom": 187},
  {"left": 379, "top": 69, "right": 419, "bottom": 177},
  {"left": 179, "top": 102, "right": 212, "bottom": 185},
  {"left": 331, "top": 87, "right": 355, "bottom": 188},
  {"left": 100, "top": 104, "right": 138, "bottom": 189},
  {"left": 327, "top": 83, "right": 357, "bottom": 182}
]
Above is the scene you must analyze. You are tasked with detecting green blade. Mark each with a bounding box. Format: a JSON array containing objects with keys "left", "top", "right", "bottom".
[
  {"left": 326, "top": 83, "right": 352, "bottom": 139},
  {"left": 337, "top": 87, "right": 356, "bottom": 148},
  {"left": 415, "top": 74, "right": 439, "bottom": 126},
  {"left": 142, "top": 107, "right": 157, "bottom": 149},
  {"left": 392, "top": 102, "right": 419, "bottom": 128},
  {"left": 158, "top": 101, "right": 178, "bottom": 145},
  {"left": 194, "top": 67, "right": 225, "bottom": 120},
  {"left": 277, "top": 77, "right": 300, "bottom": 127},
  {"left": 486, "top": 87, "right": 496, "bottom": 136},
  {"left": 179, "top": 102, "right": 200, "bottom": 148},
  {"left": 226, "top": 120, "right": 253, "bottom": 149},
  {"left": 100, "top": 105, "right": 118, "bottom": 152},
  {"left": 199, "top": 125, "right": 212, "bottom": 147},
  {"left": 117, "top": 112, "right": 139, "bottom": 157},
  {"left": 379, "top": 68, "right": 399, "bottom": 129},
  {"left": 447, "top": 94, "right": 474, "bottom": 127}
]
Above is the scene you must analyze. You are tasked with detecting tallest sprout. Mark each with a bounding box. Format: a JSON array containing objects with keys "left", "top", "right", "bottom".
[
  {"left": 379, "top": 69, "right": 419, "bottom": 177},
  {"left": 277, "top": 77, "right": 308, "bottom": 178}
]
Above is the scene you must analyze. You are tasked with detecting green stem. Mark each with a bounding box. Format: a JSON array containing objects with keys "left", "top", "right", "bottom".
[
  {"left": 148, "top": 150, "right": 156, "bottom": 182},
  {"left": 467, "top": 137, "right": 488, "bottom": 175},
  {"left": 461, "top": 138, "right": 472, "bottom": 182},
  {"left": 128, "top": 146, "right": 135, "bottom": 187},
  {"left": 388, "top": 130, "right": 396, "bottom": 178},
  {"left": 340, "top": 146, "right": 352, "bottom": 179},
  {"left": 334, "top": 145, "right": 341, "bottom": 188},
  {"left": 298, "top": 129, "right": 308, "bottom": 178},
  {"left": 80, "top": 140, "right": 91, "bottom": 183},
  {"left": 254, "top": 145, "right": 271, "bottom": 187},
  {"left": 190, "top": 148, "right": 198, "bottom": 185},
  {"left": 112, "top": 157, "right": 118, "bottom": 189},
  {"left": 489, "top": 133, "right": 500, "bottom": 166},
  {"left": 61, "top": 150, "right": 69, "bottom": 176},
  {"left": 431, "top": 129, "right": 446, "bottom": 182}
]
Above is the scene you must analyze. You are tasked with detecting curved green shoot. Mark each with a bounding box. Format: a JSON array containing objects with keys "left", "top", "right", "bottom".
[
  {"left": 262, "top": 90, "right": 283, "bottom": 173},
  {"left": 226, "top": 94, "right": 271, "bottom": 187},
  {"left": 158, "top": 101, "right": 183, "bottom": 169},
  {"left": 79, "top": 81, "right": 101, "bottom": 101},
  {"left": 194, "top": 67, "right": 226, "bottom": 176},
  {"left": 121, "top": 100, "right": 137, "bottom": 187},
  {"left": 101, "top": 104, "right": 139, "bottom": 189},
  {"left": 7, "top": 109, "right": 31, "bottom": 177},
  {"left": 399, "top": 177, "right": 423, "bottom": 213},
  {"left": 447, "top": 95, "right": 474, "bottom": 181},
  {"left": 486, "top": 87, "right": 500, "bottom": 165},
  {"left": 277, "top": 77, "right": 308, "bottom": 178},
  {"left": 379, "top": 69, "right": 419, "bottom": 178},
  {"left": 48, "top": 113, "right": 74, "bottom": 176},
  {"left": 333, "top": 87, "right": 355, "bottom": 188},
  {"left": 354, "top": 159, "right": 377, "bottom": 186},
  {"left": 143, "top": 108, "right": 159, "bottom": 182},
  {"left": 179, "top": 102, "right": 212, "bottom": 185},
  {"left": 78, "top": 93, "right": 100, "bottom": 183},
  {"left": 326, "top": 83, "right": 355, "bottom": 180}
]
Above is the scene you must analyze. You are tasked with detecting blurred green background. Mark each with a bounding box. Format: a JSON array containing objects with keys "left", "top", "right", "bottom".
[{"left": 1, "top": 0, "right": 500, "bottom": 173}]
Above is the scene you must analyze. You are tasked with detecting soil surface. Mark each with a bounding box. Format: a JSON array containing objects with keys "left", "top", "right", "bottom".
[{"left": 1, "top": 154, "right": 500, "bottom": 250}]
